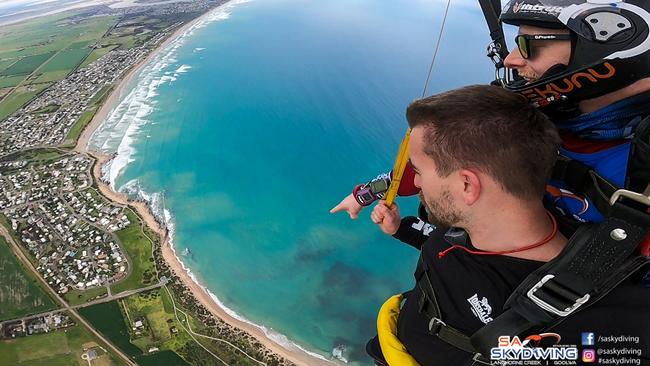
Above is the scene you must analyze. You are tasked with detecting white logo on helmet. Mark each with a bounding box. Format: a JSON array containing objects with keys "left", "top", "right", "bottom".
[{"left": 513, "top": 2, "right": 564, "bottom": 15}]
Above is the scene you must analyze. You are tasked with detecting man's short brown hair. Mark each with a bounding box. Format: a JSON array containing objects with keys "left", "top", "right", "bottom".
[{"left": 406, "top": 84, "right": 560, "bottom": 200}]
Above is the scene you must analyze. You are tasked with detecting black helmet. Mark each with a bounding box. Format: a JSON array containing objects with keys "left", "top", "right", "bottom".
[{"left": 499, "top": 0, "right": 650, "bottom": 109}]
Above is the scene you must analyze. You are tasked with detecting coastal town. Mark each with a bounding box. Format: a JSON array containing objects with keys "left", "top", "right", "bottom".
[
  {"left": 0, "top": 154, "right": 132, "bottom": 295},
  {"left": 0, "top": 1, "right": 304, "bottom": 365},
  {"left": 0, "top": 0, "right": 219, "bottom": 157},
  {"left": 0, "top": 25, "right": 164, "bottom": 156}
]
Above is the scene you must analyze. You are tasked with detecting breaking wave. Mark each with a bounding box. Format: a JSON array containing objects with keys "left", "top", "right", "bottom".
[{"left": 89, "top": 0, "right": 253, "bottom": 190}]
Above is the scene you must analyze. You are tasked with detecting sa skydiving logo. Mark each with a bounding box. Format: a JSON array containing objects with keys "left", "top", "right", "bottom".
[
  {"left": 491, "top": 333, "right": 578, "bottom": 362},
  {"left": 512, "top": 2, "right": 564, "bottom": 15}
]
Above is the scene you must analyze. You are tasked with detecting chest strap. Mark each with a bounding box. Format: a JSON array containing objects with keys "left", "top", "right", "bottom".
[{"left": 470, "top": 216, "right": 650, "bottom": 358}]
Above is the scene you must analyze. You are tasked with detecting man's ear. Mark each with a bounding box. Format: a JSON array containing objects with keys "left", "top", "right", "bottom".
[{"left": 458, "top": 169, "right": 481, "bottom": 205}]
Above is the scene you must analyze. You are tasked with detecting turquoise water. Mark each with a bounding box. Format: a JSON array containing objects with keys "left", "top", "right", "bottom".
[{"left": 91, "top": 0, "right": 493, "bottom": 363}]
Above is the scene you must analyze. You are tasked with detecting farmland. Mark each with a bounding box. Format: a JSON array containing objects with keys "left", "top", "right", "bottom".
[
  {"left": 0, "top": 52, "right": 55, "bottom": 77},
  {"left": 0, "top": 323, "right": 120, "bottom": 366},
  {"left": 0, "top": 12, "right": 118, "bottom": 120},
  {"left": 0, "top": 82, "right": 51, "bottom": 120},
  {"left": 0, "top": 235, "right": 57, "bottom": 321}
]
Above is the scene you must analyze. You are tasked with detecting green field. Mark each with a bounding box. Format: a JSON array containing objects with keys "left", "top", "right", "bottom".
[
  {"left": 0, "top": 58, "right": 18, "bottom": 72},
  {"left": 40, "top": 49, "right": 90, "bottom": 73},
  {"left": 64, "top": 108, "right": 97, "bottom": 145},
  {"left": 0, "top": 75, "right": 25, "bottom": 88},
  {"left": 0, "top": 215, "right": 25, "bottom": 253},
  {"left": 31, "top": 103, "right": 60, "bottom": 114},
  {"left": 64, "top": 286, "right": 108, "bottom": 307},
  {"left": 89, "top": 85, "right": 113, "bottom": 105},
  {"left": 111, "top": 210, "right": 157, "bottom": 294},
  {"left": 123, "top": 289, "right": 192, "bottom": 353},
  {"left": 0, "top": 235, "right": 57, "bottom": 321},
  {"left": 0, "top": 82, "right": 51, "bottom": 120},
  {"left": 0, "top": 323, "right": 119, "bottom": 366},
  {"left": 68, "top": 40, "right": 94, "bottom": 50},
  {"left": 0, "top": 148, "right": 64, "bottom": 166},
  {"left": 79, "top": 45, "right": 119, "bottom": 69},
  {"left": 0, "top": 52, "right": 54, "bottom": 77},
  {"left": 78, "top": 301, "right": 143, "bottom": 358},
  {"left": 77, "top": 291, "right": 193, "bottom": 365},
  {"left": 32, "top": 70, "right": 69, "bottom": 84},
  {"left": 0, "top": 13, "right": 117, "bottom": 60},
  {"left": 62, "top": 84, "right": 113, "bottom": 145}
]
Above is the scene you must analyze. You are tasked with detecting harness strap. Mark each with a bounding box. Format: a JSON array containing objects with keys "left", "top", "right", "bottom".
[
  {"left": 552, "top": 155, "right": 615, "bottom": 213},
  {"left": 470, "top": 217, "right": 650, "bottom": 358},
  {"left": 552, "top": 115, "right": 650, "bottom": 226},
  {"left": 415, "top": 257, "right": 476, "bottom": 354},
  {"left": 478, "top": 0, "right": 509, "bottom": 64}
]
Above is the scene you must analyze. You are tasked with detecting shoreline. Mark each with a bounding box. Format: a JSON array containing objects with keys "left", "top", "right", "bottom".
[{"left": 74, "top": 5, "right": 337, "bottom": 366}]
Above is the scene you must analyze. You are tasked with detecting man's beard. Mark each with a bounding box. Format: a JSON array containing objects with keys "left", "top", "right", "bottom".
[{"left": 419, "top": 190, "right": 464, "bottom": 228}]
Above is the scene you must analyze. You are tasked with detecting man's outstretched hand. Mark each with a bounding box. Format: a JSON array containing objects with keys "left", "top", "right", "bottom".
[
  {"left": 330, "top": 193, "right": 364, "bottom": 219},
  {"left": 371, "top": 201, "right": 400, "bottom": 235}
]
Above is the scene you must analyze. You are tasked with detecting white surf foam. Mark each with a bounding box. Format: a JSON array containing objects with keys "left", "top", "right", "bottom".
[
  {"left": 90, "top": 0, "right": 255, "bottom": 189},
  {"left": 175, "top": 64, "right": 192, "bottom": 74}
]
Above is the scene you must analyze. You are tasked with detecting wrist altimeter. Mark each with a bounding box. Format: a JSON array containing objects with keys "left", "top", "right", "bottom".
[{"left": 353, "top": 177, "right": 391, "bottom": 206}]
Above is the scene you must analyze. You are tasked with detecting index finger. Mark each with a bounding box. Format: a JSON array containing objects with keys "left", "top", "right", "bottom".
[{"left": 330, "top": 203, "right": 343, "bottom": 214}]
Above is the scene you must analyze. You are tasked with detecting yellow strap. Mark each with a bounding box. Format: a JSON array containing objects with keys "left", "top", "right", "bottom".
[
  {"left": 377, "top": 294, "right": 421, "bottom": 366},
  {"left": 385, "top": 129, "right": 411, "bottom": 207}
]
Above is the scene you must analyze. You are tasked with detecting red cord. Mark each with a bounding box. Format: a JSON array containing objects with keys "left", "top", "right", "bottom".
[{"left": 438, "top": 211, "right": 558, "bottom": 259}]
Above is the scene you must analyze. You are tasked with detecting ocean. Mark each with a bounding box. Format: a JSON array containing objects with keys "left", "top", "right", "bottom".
[{"left": 89, "top": 0, "right": 494, "bottom": 363}]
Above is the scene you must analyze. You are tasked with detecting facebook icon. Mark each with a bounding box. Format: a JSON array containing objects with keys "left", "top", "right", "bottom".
[{"left": 582, "top": 332, "right": 596, "bottom": 346}]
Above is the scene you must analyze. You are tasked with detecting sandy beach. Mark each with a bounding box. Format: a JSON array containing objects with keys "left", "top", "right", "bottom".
[{"left": 74, "top": 5, "right": 336, "bottom": 366}]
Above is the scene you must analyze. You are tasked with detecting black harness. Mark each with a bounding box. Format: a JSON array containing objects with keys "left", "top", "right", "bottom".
[{"left": 415, "top": 216, "right": 649, "bottom": 364}]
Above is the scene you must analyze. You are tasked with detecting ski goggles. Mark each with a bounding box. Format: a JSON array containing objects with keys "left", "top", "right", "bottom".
[{"left": 514, "top": 34, "right": 571, "bottom": 59}]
